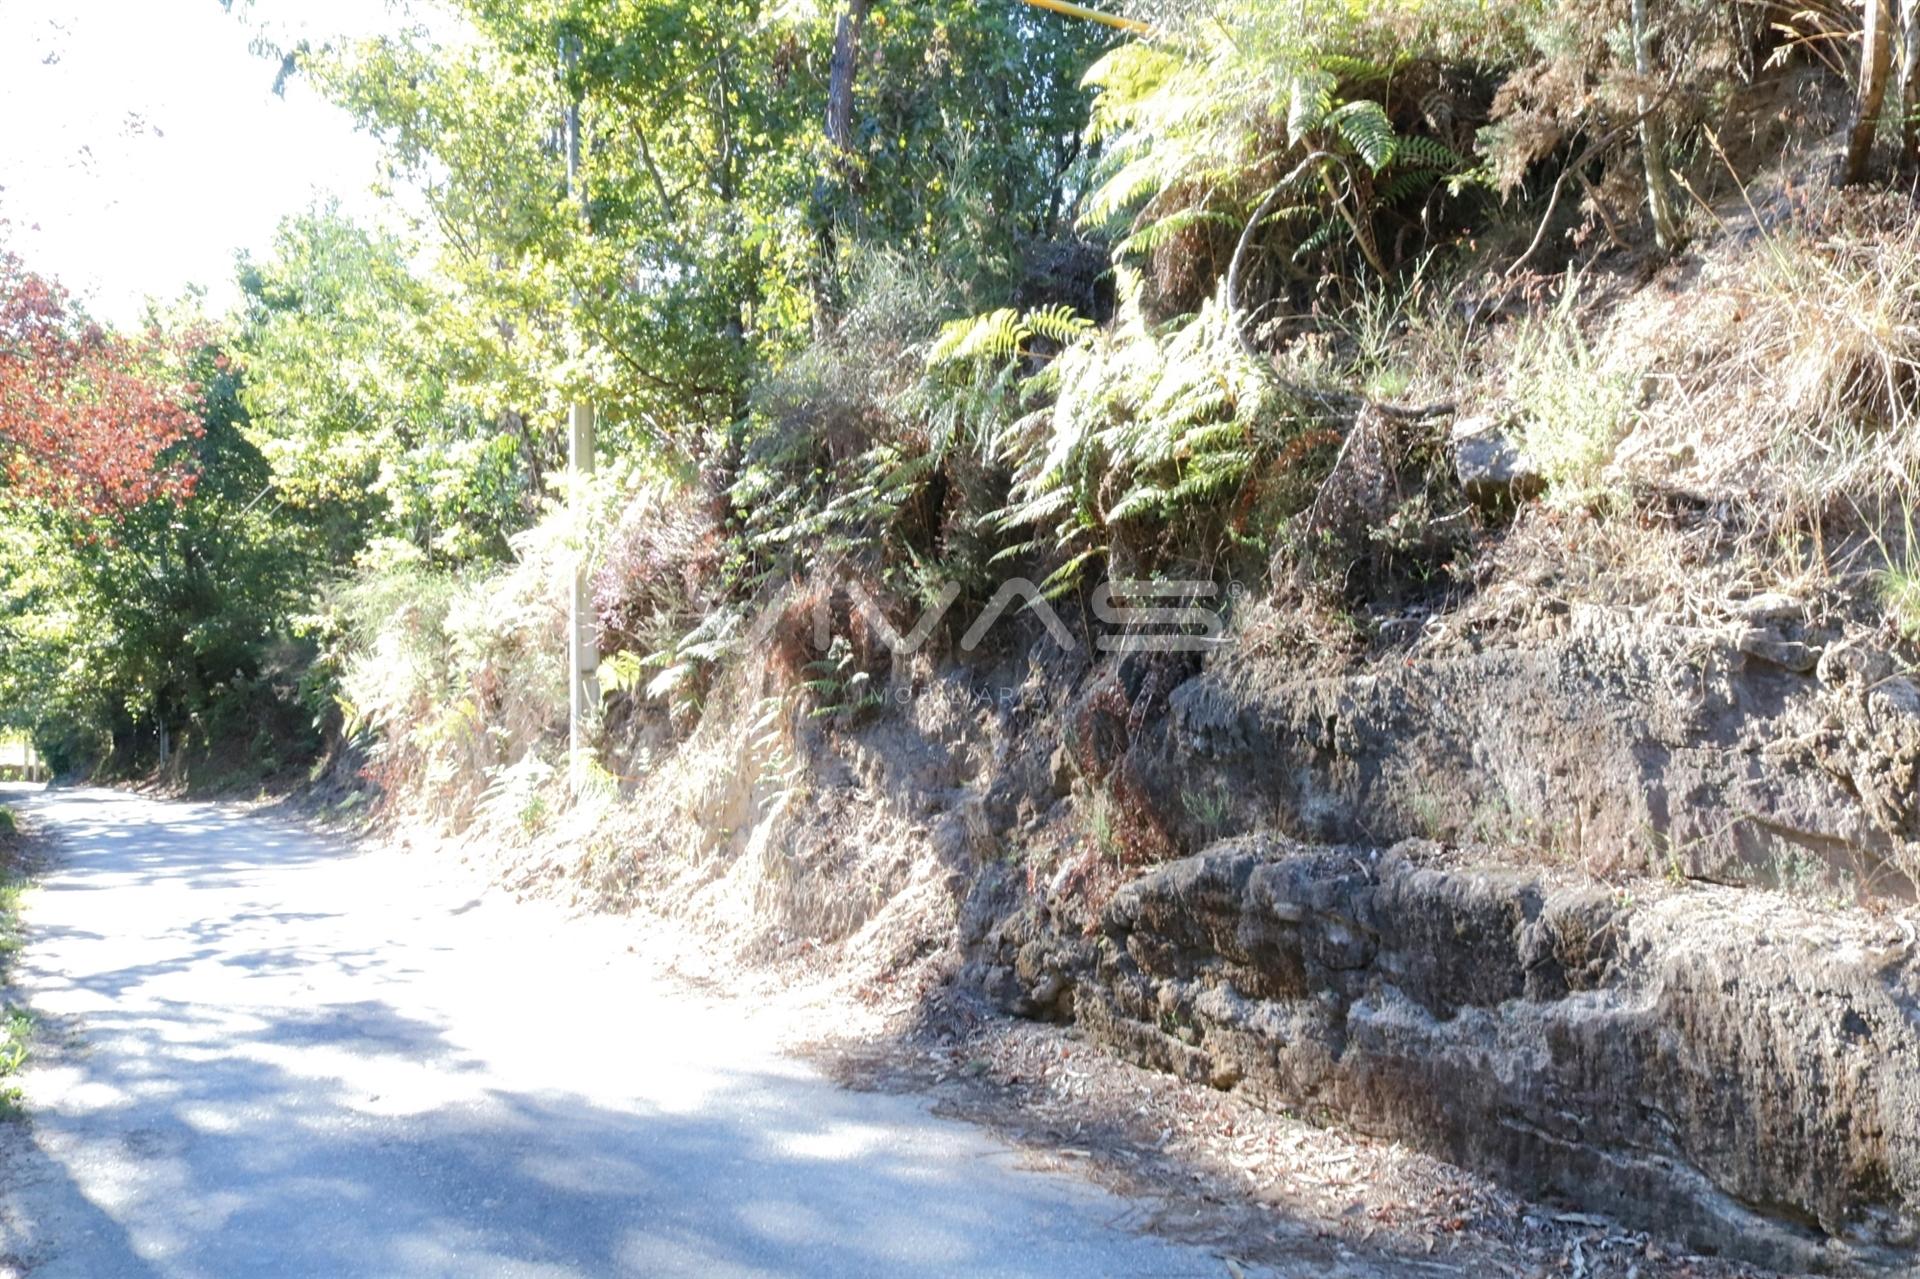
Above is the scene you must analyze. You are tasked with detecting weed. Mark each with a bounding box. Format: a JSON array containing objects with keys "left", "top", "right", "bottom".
[
  {"left": 802, "top": 635, "right": 886, "bottom": 723},
  {"left": 0, "top": 879, "right": 22, "bottom": 960},
  {"left": 1403, "top": 789, "right": 1451, "bottom": 842},
  {"left": 1879, "top": 559, "right": 1920, "bottom": 642},
  {"left": 1665, "top": 850, "right": 1689, "bottom": 887},
  {"left": 0, "top": 873, "right": 33, "bottom": 1119},
  {"left": 1181, "top": 782, "right": 1232, "bottom": 839},
  {"left": 476, "top": 750, "right": 557, "bottom": 841},
  {"left": 1508, "top": 279, "right": 1639, "bottom": 506},
  {"left": 1085, "top": 787, "right": 1119, "bottom": 862},
  {"left": 1873, "top": 503, "right": 1920, "bottom": 642},
  {"left": 1772, "top": 847, "right": 1829, "bottom": 899}
]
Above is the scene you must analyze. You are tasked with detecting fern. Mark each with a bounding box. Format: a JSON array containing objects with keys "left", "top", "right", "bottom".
[
  {"left": 1027, "top": 304, "right": 1096, "bottom": 345},
  {"left": 1330, "top": 100, "right": 1397, "bottom": 172},
  {"left": 1079, "top": 0, "right": 1466, "bottom": 280},
  {"left": 1117, "top": 206, "right": 1240, "bottom": 257},
  {"left": 983, "top": 276, "right": 1313, "bottom": 591},
  {"left": 931, "top": 308, "right": 1028, "bottom": 364},
  {"left": 1288, "top": 70, "right": 1337, "bottom": 141}
]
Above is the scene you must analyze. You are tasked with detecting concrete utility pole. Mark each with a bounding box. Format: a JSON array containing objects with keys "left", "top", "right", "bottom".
[{"left": 564, "top": 34, "right": 599, "bottom": 788}]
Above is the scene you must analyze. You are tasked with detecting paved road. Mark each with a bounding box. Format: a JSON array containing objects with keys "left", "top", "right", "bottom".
[{"left": 0, "top": 786, "right": 1234, "bottom": 1278}]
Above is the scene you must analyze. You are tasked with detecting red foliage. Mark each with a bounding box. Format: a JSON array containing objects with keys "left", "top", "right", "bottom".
[{"left": 0, "top": 248, "right": 202, "bottom": 517}]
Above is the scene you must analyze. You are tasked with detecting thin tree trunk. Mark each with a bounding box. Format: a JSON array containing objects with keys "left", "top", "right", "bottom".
[
  {"left": 825, "top": 0, "right": 871, "bottom": 154},
  {"left": 1898, "top": 0, "right": 1920, "bottom": 167},
  {"left": 1632, "top": 0, "right": 1685, "bottom": 250},
  {"left": 811, "top": 0, "right": 871, "bottom": 333},
  {"left": 1846, "top": 0, "right": 1895, "bottom": 184}
]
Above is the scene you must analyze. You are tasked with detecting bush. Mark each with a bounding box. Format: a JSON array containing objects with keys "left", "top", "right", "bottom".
[
  {"left": 592, "top": 485, "right": 721, "bottom": 657},
  {"left": 1508, "top": 283, "right": 1640, "bottom": 503},
  {"left": 1077, "top": 0, "right": 1528, "bottom": 315}
]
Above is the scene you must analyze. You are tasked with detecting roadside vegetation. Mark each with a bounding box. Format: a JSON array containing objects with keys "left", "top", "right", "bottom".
[
  {"left": 0, "top": 0, "right": 1917, "bottom": 890},
  {"left": 0, "top": 809, "right": 33, "bottom": 1118}
]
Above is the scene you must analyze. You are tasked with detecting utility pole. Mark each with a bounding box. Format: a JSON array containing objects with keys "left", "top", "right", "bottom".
[{"left": 564, "top": 33, "right": 598, "bottom": 789}]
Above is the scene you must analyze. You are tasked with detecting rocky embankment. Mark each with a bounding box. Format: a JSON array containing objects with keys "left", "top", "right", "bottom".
[
  {"left": 929, "top": 609, "right": 1920, "bottom": 1274},
  {"left": 605, "top": 590, "right": 1920, "bottom": 1272},
  {"left": 968, "top": 838, "right": 1919, "bottom": 1273}
]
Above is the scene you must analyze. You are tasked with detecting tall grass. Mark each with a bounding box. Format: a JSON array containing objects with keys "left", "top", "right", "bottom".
[{"left": 1507, "top": 282, "right": 1639, "bottom": 505}]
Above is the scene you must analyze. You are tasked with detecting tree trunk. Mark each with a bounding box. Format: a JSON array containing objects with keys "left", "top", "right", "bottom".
[
  {"left": 1899, "top": 0, "right": 1920, "bottom": 167},
  {"left": 825, "top": 0, "right": 871, "bottom": 155},
  {"left": 1846, "top": 0, "right": 1895, "bottom": 184},
  {"left": 810, "top": 0, "right": 871, "bottom": 334},
  {"left": 1632, "top": 0, "right": 1686, "bottom": 251}
]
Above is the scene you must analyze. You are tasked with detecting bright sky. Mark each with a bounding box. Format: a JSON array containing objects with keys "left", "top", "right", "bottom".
[{"left": 0, "top": 1, "right": 420, "bottom": 325}]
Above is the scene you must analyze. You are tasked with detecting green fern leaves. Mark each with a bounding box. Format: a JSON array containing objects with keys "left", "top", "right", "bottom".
[
  {"left": 944, "top": 278, "right": 1302, "bottom": 592},
  {"left": 928, "top": 304, "right": 1094, "bottom": 368},
  {"left": 1289, "top": 70, "right": 1338, "bottom": 142},
  {"left": 1079, "top": 1, "right": 1465, "bottom": 281},
  {"left": 1330, "top": 100, "right": 1397, "bottom": 172}
]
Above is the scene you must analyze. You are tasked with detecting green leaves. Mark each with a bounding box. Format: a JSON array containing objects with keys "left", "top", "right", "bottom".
[
  {"left": 1288, "top": 70, "right": 1336, "bottom": 143},
  {"left": 932, "top": 309, "right": 1030, "bottom": 364},
  {"left": 1329, "top": 99, "right": 1396, "bottom": 172},
  {"left": 1080, "top": 0, "right": 1469, "bottom": 286},
  {"left": 986, "top": 277, "right": 1301, "bottom": 592},
  {"left": 929, "top": 304, "right": 1096, "bottom": 366}
]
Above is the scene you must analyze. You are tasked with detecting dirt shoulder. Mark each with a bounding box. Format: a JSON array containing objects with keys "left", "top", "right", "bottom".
[{"left": 802, "top": 980, "right": 1772, "bottom": 1279}]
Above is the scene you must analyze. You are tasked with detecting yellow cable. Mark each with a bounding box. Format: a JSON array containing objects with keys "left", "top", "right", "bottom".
[{"left": 1015, "top": 0, "right": 1150, "bottom": 34}]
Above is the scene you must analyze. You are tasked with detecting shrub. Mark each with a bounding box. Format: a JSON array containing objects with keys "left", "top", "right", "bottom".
[
  {"left": 1744, "top": 221, "right": 1920, "bottom": 509},
  {"left": 592, "top": 485, "right": 721, "bottom": 657},
  {"left": 1508, "top": 282, "right": 1639, "bottom": 503},
  {"left": 930, "top": 273, "right": 1319, "bottom": 593},
  {"left": 1082, "top": 0, "right": 1482, "bottom": 310}
]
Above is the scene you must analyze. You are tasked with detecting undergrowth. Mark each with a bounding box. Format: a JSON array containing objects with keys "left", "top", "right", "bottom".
[
  {"left": 0, "top": 822, "right": 34, "bottom": 1118},
  {"left": 1507, "top": 280, "right": 1641, "bottom": 506},
  {"left": 299, "top": 0, "right": 1920, "bottom": 922}
]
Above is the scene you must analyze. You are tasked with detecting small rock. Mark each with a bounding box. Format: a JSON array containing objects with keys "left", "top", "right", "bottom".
[
  {"left": 1817, "top": 635, "right": 1896, "bottom": 688},
  {"left": 1734, "top": 591, "right": 1805, "bottom": 623},
  {"left": 1450, "top": 415, "right": 1543, "bottom": 508},
  {"left": 1048, "top": 743, "right": 1077, "bottom": 797},
  {"left": 1030, "top": 972, "right": 1068, "bottom": 1010},
  {"left": 1736, "top": 628, "right": 1818, "bottom": 673}
]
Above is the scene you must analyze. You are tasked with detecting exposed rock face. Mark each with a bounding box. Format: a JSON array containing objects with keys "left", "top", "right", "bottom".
[
  {"left": 969, "top": 839, "right": 1920, "bottom": 1274},
  {"left": 1095, "top": 611, "right": 1920, "bottom": 895},
  {"left": 770, "top": 609, "right": 1920, "bottom": 1270}
]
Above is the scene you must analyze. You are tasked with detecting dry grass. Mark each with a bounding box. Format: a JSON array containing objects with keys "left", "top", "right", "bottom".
[
  {"left": 1609, "top": 196, "right": 1920, "bottom": 515},
  {"left": 1731, "top": 226, "right": 1920, "bottom": 507},
  {"left": 1506, "top": 281, "right": 1642, "bottom": 507}
]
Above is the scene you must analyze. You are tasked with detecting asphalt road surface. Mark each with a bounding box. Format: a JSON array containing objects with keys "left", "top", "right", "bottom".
[{"left": 0, "top": 785, "right": 1238, "bottom": 1278}]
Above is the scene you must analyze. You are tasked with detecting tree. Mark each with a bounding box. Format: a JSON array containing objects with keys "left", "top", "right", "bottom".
[
  {"left": 1631, "top": 0, "right": 1686, "bottom": 251},
  {"left": 234, "top": 207, "right": 531, "bottom": 564},
  {"left": 1844, "top": 0, "right": 1895, "bottom": 184},
  {"left": 0, "top": 334, "right": 316, "bottom": 774},
  {"left": 0, "top": 247, "right": 202, "bottom": 517}
]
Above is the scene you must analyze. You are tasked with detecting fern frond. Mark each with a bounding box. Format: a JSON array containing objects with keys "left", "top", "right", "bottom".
[
  {"left": 1117, "top": 206, "right": 1239, "bottom": 257},
  {"left": 1330, "top": 99, "right": 1396, "bottom": 172},
  {"left": 1027, "top": 303, "right": 1095, "bottom": 344},
  {"left": 1393, "top": 135, "right": 1465, "bottom": 171},
  {"left": 930, "top": 308, "right": 1029, "bottom": 365},
  {"left": 1107, "top": 483, "right": 1172, "bottom": 523},
  {"left": 1287, "top": 70, "right": 1336, "bottom": 144}
]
